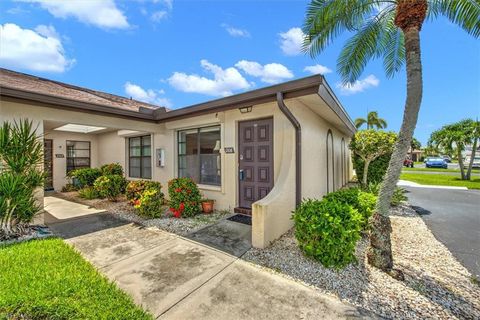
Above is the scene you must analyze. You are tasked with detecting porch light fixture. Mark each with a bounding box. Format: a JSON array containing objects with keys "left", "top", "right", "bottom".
[
  {"left": 54, "top": 124, "right": 106, "bottom": 134},
  {"left": 239, "top": 106, "right": 252, "bottom": 114}
]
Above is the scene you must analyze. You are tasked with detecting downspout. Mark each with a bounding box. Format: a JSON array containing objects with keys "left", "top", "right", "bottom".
[{"left": 276, "top": 92, "right": 301, "bottom": 207}]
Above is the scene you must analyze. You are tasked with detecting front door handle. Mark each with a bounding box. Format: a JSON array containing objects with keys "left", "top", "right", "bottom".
[{"left": 239, "top": 169, "right": 244, "bottom": 181}]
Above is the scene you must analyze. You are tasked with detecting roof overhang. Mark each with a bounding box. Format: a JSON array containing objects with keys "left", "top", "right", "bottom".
[
  {"left": 1, "top": 75, "right": 356, "bottom": 134},
  {"left": 0, "top": 85, "right": 157, "bottom": 122}
]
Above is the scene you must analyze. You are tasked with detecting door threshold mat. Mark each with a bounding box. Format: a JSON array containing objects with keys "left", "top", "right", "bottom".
[{"left": 227, "top": 214, "right": 252, "bottom": 226}]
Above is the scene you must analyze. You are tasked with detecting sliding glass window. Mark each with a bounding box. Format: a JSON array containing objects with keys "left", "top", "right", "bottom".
[{"left": 178, "top": 126, "right": 221, "bottom": 186}]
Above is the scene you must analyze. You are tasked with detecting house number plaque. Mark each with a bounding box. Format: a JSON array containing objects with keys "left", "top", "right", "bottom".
[
  {"left": 224, "top": 147, "right": 235, "bottom": 154},
  {"left": 55, "top": 154, "right": 65, "bottom": 158}
]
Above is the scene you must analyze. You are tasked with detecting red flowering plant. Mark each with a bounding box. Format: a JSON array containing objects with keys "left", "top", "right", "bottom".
[{"left": 167, "top": 177, "right": 201, "bottom": 218}]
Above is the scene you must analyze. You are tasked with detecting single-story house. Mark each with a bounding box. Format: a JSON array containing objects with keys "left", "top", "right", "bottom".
[{"left": 0, "top": 67, "right": 356, "bottom": 248}]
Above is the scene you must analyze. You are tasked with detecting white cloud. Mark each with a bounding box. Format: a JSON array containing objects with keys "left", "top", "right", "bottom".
[
  {"left": 21, "top": 0, "right": 129, "bottom": 29},
  {"left": 235, "top": 60, "right": 294, "bottom": 84},
  {"left": 0, "top": 23, "right": 74, "bottom": 73},
  {"left": 279, "top": 27, "right": 305, "bottom": 56},
  {"left": 221, "top": 24, "right": 250, "bottom": 38},
  {"left": 336, "top": 74, "right": 380, "bottom": 95},
  {"left": 124, "top": 82, "right": 172, "bottom": 108},
  {"left": 151, "top": 10, "right": 168, "bottom": 22},
  {"left": 168, "top": 60, "right": 251, "bottom": 97},
  {"left": 304, "top": 64, "right": 332, "bottom": 75}
]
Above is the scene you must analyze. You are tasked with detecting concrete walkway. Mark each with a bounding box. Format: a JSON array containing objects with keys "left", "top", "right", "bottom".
[
  {"left": 44, "top": 196, "right": 105, "bottom": 221},
  {"left": 47, "top": 203, "right": 374, "bottom": 319}
]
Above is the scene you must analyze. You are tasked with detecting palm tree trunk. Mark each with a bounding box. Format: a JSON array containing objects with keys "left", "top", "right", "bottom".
[
  {"left": 466, "top": 138, "right": 478, "bottom": 180},
  {"left": 458, "top": 149, "right": 467, "bottom": 180},
  {"left": 368, "top": 27, "right": 423, "bottom": 271}
]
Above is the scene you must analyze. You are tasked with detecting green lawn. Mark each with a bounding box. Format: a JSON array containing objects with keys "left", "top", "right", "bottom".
[
  {"left": 400, "top": 173, "right": 480, "bottom": 189},
  {"left": 403, "top": 167, "right": 480, "bottom": 173},
  {"left": 403, "top": 167, "right": 460, "bottom": 173},
  {"left": 0, "top": 238, "right": 152, "bottom": 320}
]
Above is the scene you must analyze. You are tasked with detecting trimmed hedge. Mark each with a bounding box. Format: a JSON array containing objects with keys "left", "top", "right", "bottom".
[
  {"left": 323, "top": 188, "right": 377, "bottom": 230},
  {"left": 68, "top": 168, "right": 102, "bottom": 187},
  {"left": 353, "top": 153, "right": 391, "bottom": 185},
  {"left": 293, "top": 197, "right": 363, "bottom": 269}
]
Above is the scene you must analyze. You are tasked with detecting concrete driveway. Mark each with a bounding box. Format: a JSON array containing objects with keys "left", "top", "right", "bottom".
[
  {"left": 404, "top": 186, "right": 480, "bottom": 278},
  {"left": 47, "top": 203, "right": 374, "bottom": 319}
]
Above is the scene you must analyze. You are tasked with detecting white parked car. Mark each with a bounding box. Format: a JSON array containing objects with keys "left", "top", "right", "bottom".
[{"left": 464, "top": 156, "right": 480, "bottom": 169}]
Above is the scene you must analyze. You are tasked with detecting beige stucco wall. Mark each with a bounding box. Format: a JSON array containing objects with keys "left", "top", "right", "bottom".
[
  {"left": 1, "top": 95, "right": 354, "bottom": 247},
  {"left": 43, "top": 130, "right": 99, "bottom": 191}
]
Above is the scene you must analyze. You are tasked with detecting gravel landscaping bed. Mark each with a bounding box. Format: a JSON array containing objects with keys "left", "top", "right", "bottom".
[
  {"left": 53, "top": 192, "right": 231, "bottom": 236},
  {"left": 243, "top": 204, "right": 480, "bottom": 319}
]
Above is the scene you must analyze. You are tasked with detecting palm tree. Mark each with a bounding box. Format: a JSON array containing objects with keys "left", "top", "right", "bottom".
[
  {"left": 303, "top": 0, "right": 479, "bottom": 273},
  {"left": 355, "top": 111, "right": 388, "bottom": 129}
]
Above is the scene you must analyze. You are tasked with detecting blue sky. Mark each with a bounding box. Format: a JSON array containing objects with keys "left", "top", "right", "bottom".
[{"left": 1, "top": 0, "right": 479, "bottom": 145}]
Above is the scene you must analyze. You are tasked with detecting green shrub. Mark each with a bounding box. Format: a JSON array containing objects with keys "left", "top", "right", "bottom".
[
  {"left": 101, "top": 163, "right": 124, "bottom": 176},
  {"left": 364, "top": 183, "right": 408, "bottom": 207},
  {"left": 292, "top": 198, "right": 363, "bottom": 269},
  {"left": 126, "top": 180, "right": 163, "bottom": 204},
  {"left": 94, "top": 175, "right": 126, "bottom": 201},
  {"left": 68, "top": 168, "right": 102, "bottom": 187},
  {"left": 168, "top": 178, "right": 201, "bottom": 218},
  {"left": 78, "top": 186, "right": 101, "bottom": 200},
  {"left": 0, "top": 120, "right": 44, "bottom": 234},
  {"left": 323, "top": 188, "right": 377, "bottom": 229},
  {"left": 0, "top": 172, "right": 40, "bottom": 228},
  {"left": 353, "top": 153, "right": 391, "bottom": 184},
  {"left": 134, "top": 189, "right": 164, "bottom": 218},
  {"left": 61, "top": 183, "right": 78, "bottom": 192}
]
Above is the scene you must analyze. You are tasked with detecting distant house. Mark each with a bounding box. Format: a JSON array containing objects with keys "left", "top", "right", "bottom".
[{"left": 0, "top": 68, "right": 355, "bottom": 248}]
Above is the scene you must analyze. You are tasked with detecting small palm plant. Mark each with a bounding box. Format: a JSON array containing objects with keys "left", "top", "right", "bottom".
[{"left": 0, "top": 120, "right": 44, "bottom": 237}]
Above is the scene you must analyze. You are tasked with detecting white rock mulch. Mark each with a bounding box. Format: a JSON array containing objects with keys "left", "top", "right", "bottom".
[
  {"left": 53, "top": 192, "right": 230, "bottom": 236},
  {"left": 242, "top": 205, "right": 480, "bottom": 319}
]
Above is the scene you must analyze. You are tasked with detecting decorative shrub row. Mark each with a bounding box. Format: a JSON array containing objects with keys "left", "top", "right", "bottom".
[
  {"left": 100, "top": 163, "right": 123, "bottom": 176},
  {"left": 68, "top": 168, "right": 102, "bottom": 188},
  {"left": 293, "top": 197, "right": 363, "bottom": 269},
  {"left": 93, "top": 175, "right": 127, "bottom": 201},
  {"left": 168, "top": 177, "right": 201, "bottom": 218},
  {"left": 126, "top": 180, "right": 164, "bottom": 218}
]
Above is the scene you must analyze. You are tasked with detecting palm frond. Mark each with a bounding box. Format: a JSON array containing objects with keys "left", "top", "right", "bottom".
[
  {"left": 336, "top": 5, "right": 396, "bottom": 83},
  {"left": 303, "top": 0, "right": 392, "bottom": 57},
  {"left": 428, "top": 0, "right": 480, "bottom": 38},
  {"left": 354, "top": 118, "right": 367, "bottom": 129},
  {"left": 382, "top": 19, "right": 405, "bottom": 78}
]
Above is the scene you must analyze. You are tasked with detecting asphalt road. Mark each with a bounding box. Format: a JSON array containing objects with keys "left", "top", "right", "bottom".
[{"left": 405, "top": 187, "right": 480, "bottom": 278}]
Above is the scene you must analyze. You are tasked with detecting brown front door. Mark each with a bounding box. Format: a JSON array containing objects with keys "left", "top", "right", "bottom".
[
  {"left": 44, "top": 139, "right": 53, "bottom": 190},
  {"left": 238, "top": 118, "right": 274, "bottom": 208}
]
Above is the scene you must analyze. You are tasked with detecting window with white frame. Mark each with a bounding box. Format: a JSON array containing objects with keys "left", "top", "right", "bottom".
[
  {"left": 128, "top": 135, "right": 152, "bottom": 179},
  {"left": 178, "top": 126, "right": 221, "bottom": 186}
]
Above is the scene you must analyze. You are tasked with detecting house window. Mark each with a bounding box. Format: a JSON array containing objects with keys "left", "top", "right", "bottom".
[
  {"left": 66, "top": 140, "right": 90, "bottom": 173},
  {"left": 178, "top": 126, "right": 221, "bottom": 186},
  {"left": 129, "top": 135, "right": 152, "bottom": 179}
]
